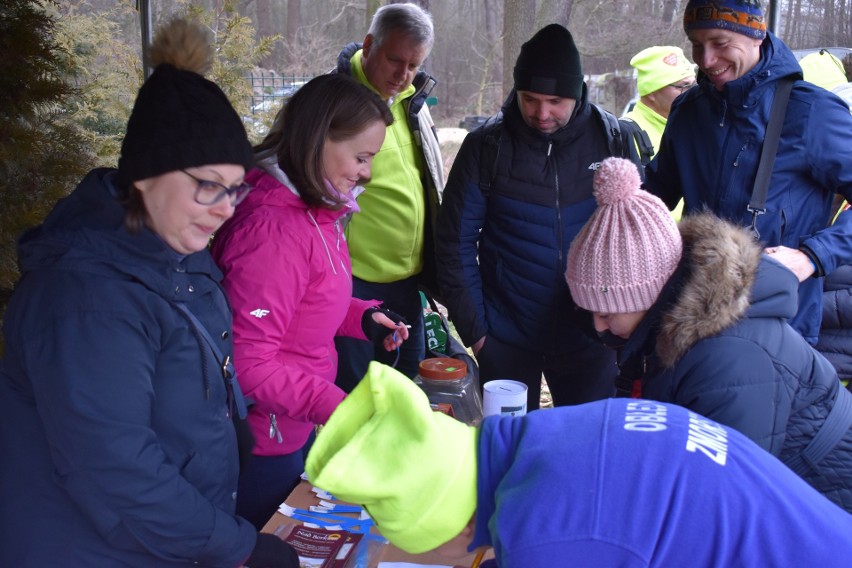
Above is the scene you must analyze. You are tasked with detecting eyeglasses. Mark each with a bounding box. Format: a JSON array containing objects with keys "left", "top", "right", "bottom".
[
  {"left": 669, "top": 82, "right": 695, "bottom": 93},
  {"left": 181, "top": 170, "right": 253, "bottom": 206}
]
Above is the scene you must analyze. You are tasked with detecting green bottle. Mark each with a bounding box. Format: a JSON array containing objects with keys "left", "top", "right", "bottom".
[{"left": 420, "top": 292, "right": 447, "bottom": 354}]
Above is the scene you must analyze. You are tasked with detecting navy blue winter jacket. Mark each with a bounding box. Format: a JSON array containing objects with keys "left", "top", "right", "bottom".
[
  {"left": 0, "top": 169, "right": 257, "bottom": 566},
  {"left": 646, "top": 33, "right": 852, "bottom": 345},
  {"left": 436, "top": 88, "right": 635, "bottom": 352},
  {"left": 617, "top": 214, "right": 852, "bottom": 512}
]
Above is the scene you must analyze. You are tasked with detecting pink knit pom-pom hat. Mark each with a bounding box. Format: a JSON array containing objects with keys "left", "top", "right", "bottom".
[{"left": 566, "top": 157, "right": 682, "bottom": 313}]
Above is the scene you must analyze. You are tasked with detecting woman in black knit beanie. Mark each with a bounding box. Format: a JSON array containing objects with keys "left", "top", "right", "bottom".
[{"left": 0, "top": 17, "right": 296, "bottom": 568}]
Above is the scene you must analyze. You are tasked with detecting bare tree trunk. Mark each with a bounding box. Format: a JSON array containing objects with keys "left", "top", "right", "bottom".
[
  {"left": 783, "top": 0, "right": 793, "bottom": 39},
  {"left": 502, "top": 0, "right": 535, "bottom": 99},
  {"left": 366, "top": 0, "right": 382, "bottom": 31},
  {"left": 286, "top": 0, "right": 301, "bottom": 42},
  {"left": 255, "top": 0, "right": 274, "bottom": 68},
  {"left": 662, "top": 0, "right": 678, "bottom": 24},
  {"left": 826, "top": 0, "right": 836, "bottom": 45},
  {"left": 788, "top": 0, "right": 803, "bottom": 45},
  {"left": 478, "top": 0, "right": 500, "bottom": 114},
  {"left": 387, "top": 0, "right": 432, "bottom": 18},
  {"left": 484, "top": 0, "right": 497, "bottom": 40},
  {"left": 535, "top": 0, "right": 572, "bottom": 29}
]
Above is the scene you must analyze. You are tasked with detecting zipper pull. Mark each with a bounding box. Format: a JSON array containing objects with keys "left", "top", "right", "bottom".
[
  {"left": 733, "top": 143, "right": 748, "bottom": 167},
  {"left": 269, "top": 413, "right": 283, "bottom": 443}
]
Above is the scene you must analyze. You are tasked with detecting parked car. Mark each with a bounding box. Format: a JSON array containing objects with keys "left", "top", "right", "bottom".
[
  {"left": 792, "top": 47, "right": 852, "bottom": 62},
  {"left": 250, "top": 81, "right": 306, "bottom": 115},
  {"left": 245, "top": 80, "right": 307, "bottom": 137},
  {"left": 620, "top": 96, "right": 638, "bottom": 118},
  {"left": 458, "top": 115, "right": 489, "bottom": 131}
]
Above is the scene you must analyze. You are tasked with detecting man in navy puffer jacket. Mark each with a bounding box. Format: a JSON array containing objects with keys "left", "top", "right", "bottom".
[{"left": 436, "top": 24, "right": 640, "bottom": 411}]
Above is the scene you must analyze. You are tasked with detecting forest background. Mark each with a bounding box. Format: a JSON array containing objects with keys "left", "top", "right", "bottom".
[{"left": 1, "top": 0, "right": 851, "bottom": 351}]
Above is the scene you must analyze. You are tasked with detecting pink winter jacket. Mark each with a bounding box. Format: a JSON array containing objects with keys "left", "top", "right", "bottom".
[{"left": 211, "top": 168, "right": 379, "bottom": 456}]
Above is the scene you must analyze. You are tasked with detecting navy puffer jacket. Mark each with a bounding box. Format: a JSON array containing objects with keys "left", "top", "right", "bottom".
[
  {"left": 436, "top": 88, "right": 635, "bottom": 352},
  {"left": 818, "top": 264, "right": 852, "bottom": 388}
]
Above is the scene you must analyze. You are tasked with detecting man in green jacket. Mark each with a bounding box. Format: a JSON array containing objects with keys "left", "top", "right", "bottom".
[
  {"left": 333, "top": 3, "right": 444, "bottom": 391},
  {"left": 623, "top": 45, "right": 695, "bottom": 156},
  {"left": 622, "top": 45, "right": 695, "bottom": 220}
]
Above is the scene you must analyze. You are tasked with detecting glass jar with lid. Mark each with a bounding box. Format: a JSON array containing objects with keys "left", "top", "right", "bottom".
[{"left": 413, "top": 357, "right": 483, "bottom": 425}]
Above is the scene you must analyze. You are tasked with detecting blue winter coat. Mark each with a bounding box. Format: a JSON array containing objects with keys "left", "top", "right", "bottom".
[
  {"left": 617, "top": 214, "right": 852, "bottom": 511},
  {"left": 645, "top": 32, "right": 852, "bottom": 345},
  {"left": 472, "top": 399, "right": 852, "bottom": 568},
  {"left": 436, "top": 88, "right": 636, "bottom": 352},
  {"left": 0, "top": 169, "right": 257, "bottom": 566}
]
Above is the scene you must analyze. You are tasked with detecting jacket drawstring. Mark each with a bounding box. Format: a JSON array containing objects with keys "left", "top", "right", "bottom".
[
  {"left": 308, "top": 210, "right": 349, "bottom": 278},
  {"left": 718, "top": 98, "right": 728, "bottom": 128},
  {"left": 308, "top": 210, "right": 338, "bottom": 275}
]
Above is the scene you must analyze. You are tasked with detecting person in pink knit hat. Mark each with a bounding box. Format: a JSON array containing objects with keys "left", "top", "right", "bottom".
[{"left": 566, "top": 157, "right": 852, "bottom": 513}]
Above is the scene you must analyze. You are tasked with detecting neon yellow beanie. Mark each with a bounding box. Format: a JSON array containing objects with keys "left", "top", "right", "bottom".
[
  {"left": 305, "top": 362, "right": 478, "bottom": 554},
  {"left": 631, "top": 46, "right": 696, "bottom": 96},
  {"left": 800, "top": 50, "right": 848, "bottom": 91}
]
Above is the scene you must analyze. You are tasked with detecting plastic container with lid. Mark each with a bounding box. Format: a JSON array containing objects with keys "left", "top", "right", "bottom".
[{"left": 413, "top": 357, "right": 483, "bottom": 425}]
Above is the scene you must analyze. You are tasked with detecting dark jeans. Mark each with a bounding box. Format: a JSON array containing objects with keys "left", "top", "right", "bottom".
[
  {"left": 334, "top": 275, "right": 425, "bottom": 393},
  {"left": 236, "top": 430, "right": 315, "bottom": 531},
  {"left": 477, "top": 331, "right": 617, "bottom": 411}
]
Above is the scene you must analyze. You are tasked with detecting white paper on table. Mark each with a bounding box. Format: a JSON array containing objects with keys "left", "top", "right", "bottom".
[{"left": 378, "top": 563, "right": 454, "bottom": 568}]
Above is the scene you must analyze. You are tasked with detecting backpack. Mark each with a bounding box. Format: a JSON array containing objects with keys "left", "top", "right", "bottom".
[
  {"left": 478, "top": 104, "right": 644, "bottom": 196},
  {"left": 618, "top": 117, "right": 655, "bottom": 167}
]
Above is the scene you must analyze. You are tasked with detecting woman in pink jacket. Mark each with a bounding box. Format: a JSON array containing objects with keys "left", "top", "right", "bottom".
[{"left": 211, "top": 74, "right": 407, "bottom": 529}]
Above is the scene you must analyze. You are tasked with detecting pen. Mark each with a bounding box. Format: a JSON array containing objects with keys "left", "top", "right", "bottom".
[{"left": 470, "top": 549, "right": 486, "bottom": 568}]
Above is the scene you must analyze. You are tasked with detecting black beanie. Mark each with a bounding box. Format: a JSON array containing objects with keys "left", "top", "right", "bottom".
[
  {"left": 513, "top": 24, "right": 583, "bottom": 100},
  {"left": 116, "top": 19, "right": 253, "bottom": 188}
]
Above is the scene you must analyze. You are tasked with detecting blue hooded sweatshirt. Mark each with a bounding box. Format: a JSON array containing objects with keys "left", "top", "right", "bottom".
[{"left": 472, "top": 398, "right": 852, "bottom": 567}]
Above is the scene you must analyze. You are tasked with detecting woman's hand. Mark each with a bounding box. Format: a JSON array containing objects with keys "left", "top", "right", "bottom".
[
  {"left": 372, "top": 311, "right": 410, "bottom": 351},
  {"left": 362, "top": 306, "right": 409, "bottom": 351}
]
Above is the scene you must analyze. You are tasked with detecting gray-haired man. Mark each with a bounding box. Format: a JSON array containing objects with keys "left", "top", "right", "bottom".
[{"left": 333, "top": 3, "right": 444, "bottom": 392}]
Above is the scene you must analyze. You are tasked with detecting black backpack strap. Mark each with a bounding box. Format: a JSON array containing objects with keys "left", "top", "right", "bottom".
[
  {"left": 478, "top": 112, "right": 503, "bottom": 198},
  {"left": 592, "top": 104, "right": 623, "bottom": 157},
  {"left": 748, "top": 77, "right": 794, "bottom": 239},
  {"left": 618, "top": 117, "right": 655, "bottom": 165},
  {"left": 593, "top": 105, "right": 647, "bottom": 180}
]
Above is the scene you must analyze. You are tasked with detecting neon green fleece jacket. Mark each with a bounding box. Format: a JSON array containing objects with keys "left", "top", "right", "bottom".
[
  {"left": 624, "top": 99, "right": 666, "bottom": 154},
  {"left": 625, "top": 100, "right": 684, "bottom": 220},
  {"left": 344, "top": 50, "right": 443, "bottom": 283}
]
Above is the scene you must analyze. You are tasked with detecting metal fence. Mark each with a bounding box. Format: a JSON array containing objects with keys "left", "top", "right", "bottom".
[{"left": 246, "top": 74, "right": 313, "bottom": 113}]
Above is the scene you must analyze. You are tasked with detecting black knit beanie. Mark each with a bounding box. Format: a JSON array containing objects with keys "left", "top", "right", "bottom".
[
  {"left": 116, "top": 19, "right": 253, "bottom": 188},
  {"left": 513, "top": 24, "right": 583, "bottom": 100}
]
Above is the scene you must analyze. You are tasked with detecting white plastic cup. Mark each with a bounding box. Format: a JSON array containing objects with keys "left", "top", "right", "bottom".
[{"left": 482, "top": 380, "right": 528, "bottom": 417}]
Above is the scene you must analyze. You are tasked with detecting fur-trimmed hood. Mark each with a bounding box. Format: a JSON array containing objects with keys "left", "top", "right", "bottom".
[{"left": 655, "top": 213, "right": 797, "bottom": 367}]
